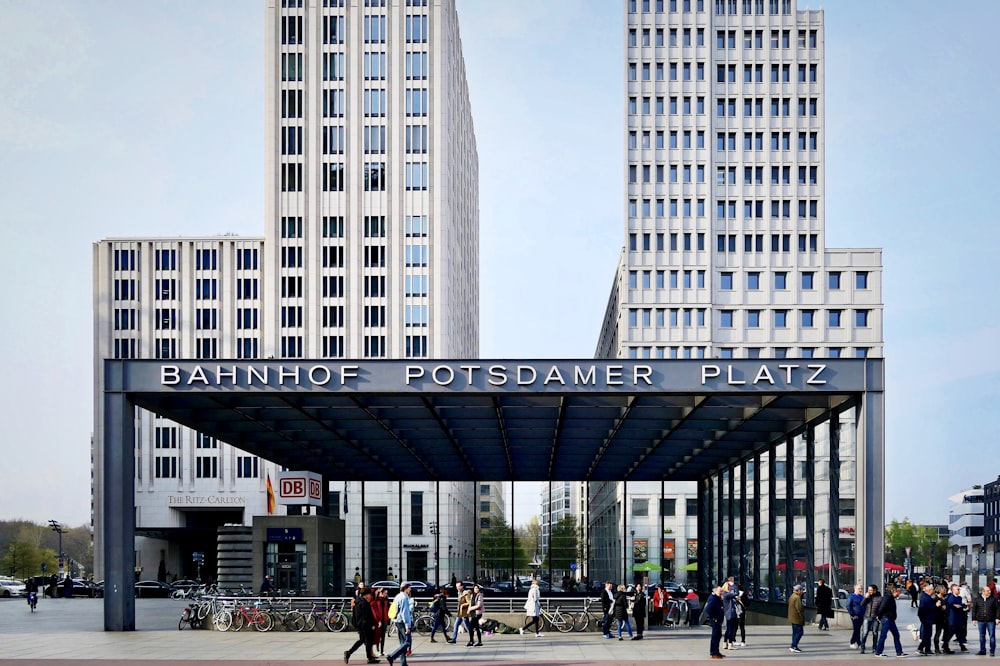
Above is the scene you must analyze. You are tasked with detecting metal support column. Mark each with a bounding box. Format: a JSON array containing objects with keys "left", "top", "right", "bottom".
[
  {"left": 753, "top": 453, "right": 761, "bottom": 596},
  {"left": 103, "top": 388, "right": 136, "bottom": 631},
  {"left": 858, "top": 361, "right": 886, "bottom": 593},
  {"left": 739, "top": 461, "right": 747, "bottom": 584},
  {"left": 828, "top": 411, "right": 843, "bottom": 587},
  {"left": 698, "top": 477, "right": 711, "bottom": 593},
  {"left": 768, "top": 446, "right": 777, "bottom": 601},
  {"left": 727, "top": 469, "right": 736, "bottom": 578},
  {"left": 804, "top": 427, "right": 816, "bottom": 603},
  {"left": 784, "top": 436, "right": 795, "bottom": 599}
]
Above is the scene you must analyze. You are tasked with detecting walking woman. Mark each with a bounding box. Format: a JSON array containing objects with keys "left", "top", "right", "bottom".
[
  {"left": 467, "top": 583, "right": 484, "bottom": 647},
  {"left": 519, "top": 579, "right": 543, "bottom": 637},
  {"left": 372, "top": 587, "right": 390, "bottom": 656},
  {"left": 613, "top": 584, "right": 634, "bottom": 639}
]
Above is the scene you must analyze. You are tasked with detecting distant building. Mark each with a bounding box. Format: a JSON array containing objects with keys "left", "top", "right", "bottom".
[{"left": 948, "top": 486, "right": 984, "bottom": 582}]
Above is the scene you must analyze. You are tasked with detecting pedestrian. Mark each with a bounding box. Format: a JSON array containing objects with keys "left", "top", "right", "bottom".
[
  {"left": 705, "top": 585, "right": 725, "bottom": 659},
  {"left": 344, "top": 587, "right": 378, "bottom": 664},
  {"left": 815, "top": 578, "right": 833, "bottom": 631},
  {"left": 466, "top": 583, "right": 484, "bottom": 647},
  {"left": 686, "top": 587, "right": 701, "bottom": 628},
  {"left": 721, "top": 581, "right": 739, "bottom": 650},
  {"left": 428, "top": 588, "right": 451, "bottom": 643},
  {"left": 787, "top": 583, "right": 805, "bottom": 653},
  {"left": 734, "top": 584, "right": 747, "bottom": 646},
  {"left": 858, "top": 584, "right": 881, "bottom": 654},
  {"left": 970, "top": 583, "right": 999, "bottom": 656},
  {"left": 259, "top": 574, "right": 273, "bottom": 597},
  {"left": 386, "top": 583, "right": 413, "bottom": 666},
  {"left": 64, "top": 576, "right": 74, "bottom": 598},
  {"left": 519, "top": 579, "right": 543, "bottom": 637},
  {"left": 651, "top": 584, "right": 665, "bottom": 626},
  {"left": 874, "top": 583, "right": 907, "bottom": 657},
  {"left": 917, "top": 580, "right": 936, "bottom": 655},
  {"left": 909, "top": 579, "right": 919, "bottom": 608},
  {"left": 600, "top": 581, "right": 615, "bottom": 638},
  {"left": 847, "top": 583, "right": 864, "bottom": 649},
  {"left": 352, "top": 581, "right": 366, "bottom": 609},
  {"left": 933, "top": 584, "right": 948, "bottom": 654},
  {"left": 944, "top": 582, "right": 968, "bottom": 653},
  {"left": 633, "top": 582, "right": 647, "bottom": 639},
  {"left": 613, "top": 584, "right": 633, "bottom": 639},
  {"left": 373, "top": 587, "right": 390, "bottom": 656},
  {"left": 447, "top": 581, "right": 471, "bottom": 643}
]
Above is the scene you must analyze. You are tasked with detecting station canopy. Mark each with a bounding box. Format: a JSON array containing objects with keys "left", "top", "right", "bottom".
[{"left": 107, "top": 358, "right": 881, "bottom": 482}]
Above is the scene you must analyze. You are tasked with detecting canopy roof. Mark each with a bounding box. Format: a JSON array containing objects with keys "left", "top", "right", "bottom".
[{"left": 106, "top": 358, "right": 881, "bottom": 482}]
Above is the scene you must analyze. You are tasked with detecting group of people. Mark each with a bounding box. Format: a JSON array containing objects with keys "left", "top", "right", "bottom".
[
  {"left": 342, "top": 581, "right": 412, "bottom": 665},
  {"left": 702, "top": 578, "right": 749, "bottom": 658},
  {"left": 597, "top": 580, "right": 648, "bottom": 640}
]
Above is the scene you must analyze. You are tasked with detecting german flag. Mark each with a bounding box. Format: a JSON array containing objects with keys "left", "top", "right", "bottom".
[{"left": 266, "top": 474, "right": 276, "bottom": 515}]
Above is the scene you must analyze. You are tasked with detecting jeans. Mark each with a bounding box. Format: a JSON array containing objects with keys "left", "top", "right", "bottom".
[
  {"left": 791, "top": 623, "right": 804, "bottom": 648},
  {"left": 450, "top": 617, "right": 470, "bottom": 642},
  {"left": 978, "top": 621, "right": 996, "bottom": 654},
  {"left": 919, "top": 620, "right": 933, "bottom": 653},
  {"left": 876, "top": 618, "right": 903, "bottom": 656},
  {"left": 818, "top": 612, "right": 829, "bottom": 630},
  {"left": 617, "top": 618, "right": 633, "bottom": 637},
  {"left": 429, "top": 614, "right": 446, "bottom": 639},
  {"left": 710, "top": 618, "right": 723, "bottom": 655},
  {"left": 724, "top": 617, "right": 738, "bottom": 642},
  {"left": 602, "top": 612, "right": 613, "bottom": 636},
  {"left": 850, "top": 616, "right": 863, "bottom": 645},
  {"left": 860, "top": 617, "right": 880, "bottom": 651},
  {"left": 388, "top": 622, "right": 411, "bottom": 666}
]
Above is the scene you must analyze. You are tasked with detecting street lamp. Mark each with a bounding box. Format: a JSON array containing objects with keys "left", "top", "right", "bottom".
[
  {"left": 48, "top": 520, "right": 65, "bottom": 576},
  {"left": 820, "top": 528, "right": 827, "bottom": 572},
  {"left": 630, "top": 529, "right": 636, "bottom": 584}
]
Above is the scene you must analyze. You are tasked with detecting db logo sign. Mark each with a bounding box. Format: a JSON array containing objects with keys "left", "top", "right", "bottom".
[
  {"left": 281, "top": 478, "right": 306, "bottom": 498},
  {"left": 276, "top": 471, "right": 323, "bottom": 507}
]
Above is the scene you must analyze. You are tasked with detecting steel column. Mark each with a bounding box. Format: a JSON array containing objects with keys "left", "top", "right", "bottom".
[{"left": 103, "top": 389, "right": 136, "bottom": 631}]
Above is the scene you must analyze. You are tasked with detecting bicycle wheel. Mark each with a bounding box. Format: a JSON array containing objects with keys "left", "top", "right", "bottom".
[
  {"left": 387, "top": 621, "right": 398, "bottom": 637},
  {"left": 197, "top": 601, "right": 212, "bottom": 621},
  {"left": 214, "top": 609, "right": 233, "bottom": 632},
  {"left": 285, "top": 611, "right": 306, "bottom": 632},
  {"left": 303, "top": 613, "right": 317, "bottom": 632},
  {"left": 178, "top": 607, "right": 192, "bottom": 631},
  {"left": 571, "top": 611, "right": 590, "bottom": 632},
  {"left": 231, "top": 611, "right": 246, "bottom": 632},
  {"left": 414, "top": 615, "right": 433, "bottom": 635},
  {"left": 551, "top": 611, "right": 573, "bottom": 633},
  {"left": 329, "top": 612, "right": 349, "bottom": 632},
  {"left": 254, "top": 611, "right": 274, "bottom": 632}
]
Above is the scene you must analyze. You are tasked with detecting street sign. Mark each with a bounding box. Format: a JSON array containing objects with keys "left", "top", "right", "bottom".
[
  {"left": 41, "top": 563, "right": 47, "bottom": 573},
  {"left": 570, "top": 563, "right": 577, "bottom": 570}
]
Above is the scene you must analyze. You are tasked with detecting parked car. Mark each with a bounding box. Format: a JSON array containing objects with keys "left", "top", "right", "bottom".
[
  {"left": 134, "top": 580, "right": 177, "bottom": 598},
  {"left": 0, "top": 579, "right": 26, "bottom": 597},
  {"left": 370, "top": 580, "right": 401, "bottom": 592},
  {"left": 171, "top": 579, "right": 201, "bottom": 592},
  {"left": 402, "top": 580, "right": 433, "bottom": 595}
]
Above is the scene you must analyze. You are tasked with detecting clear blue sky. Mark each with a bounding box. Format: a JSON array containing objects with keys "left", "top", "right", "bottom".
[{"left": 1, "top": 1, "right": 997, "bottom": 530}]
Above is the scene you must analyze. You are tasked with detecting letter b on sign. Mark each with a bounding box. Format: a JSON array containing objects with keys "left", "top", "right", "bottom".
[
  {"left": 281, "top": 479, "right": 305, "bottom": 498},
  {"left": 308, "top": 478, "right": 322, "bottom": 500}
]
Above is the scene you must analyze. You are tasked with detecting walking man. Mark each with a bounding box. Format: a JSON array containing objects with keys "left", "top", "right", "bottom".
[
  {"left": 428, "top": 588, "right": 450, "bottom": 643},
  {"left": 705, "top": 585, "right": 725, "bottom": 659},
  {"left": 633, "top": 582, "right": 647, "bottom": 639},
  {"left": 971, "top": 584, "right": 999, "bottom": 656},
  {"left": 815, "top": 579, "right": 833, "bottom": 631},
  {"left": 917, "top": 580, "right": 937, "bottom": 655},
  {"left": 859, "top": 584, "right": 882, "bottom": 654},
  {"left": 847, "top": 584, "right": 865, "bottom": 649},
  {"left": 344, "top": 587, "right": 378, "bottom": 664},
  {"left": 788, "top": 583, "right": 805, "bottom": 653},
  {"left": 944, "top": 582, "right": 968, "bottom": 653},
  {"left": 386, "top": 583, "right": 413, "bottom": 666},
  {"left": 447, "top": 582, "right": 471, "bottom": 644},
  {"left": 875, "top": 583, "right": 907, "bottom": 657},
  {"left": 601, "top": 581, "right": 615, "bottom": 638}
]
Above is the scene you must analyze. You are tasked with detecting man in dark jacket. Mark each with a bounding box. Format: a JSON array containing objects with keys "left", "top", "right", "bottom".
[
  {"left": 344, "top": 587, "right": 377, "bottom": 664},
  {"left": 944, "top": 582, "right": 968, "bottom": 653},
  {"left": 815, "top": 579, "right": 833, "bottom": 631},
  {"left": 705, "top": 585, "right": 725, "bottom": 659},
  {"left": 875, "top": 584, "right": 907, "bottom": 657},
  {"left": 971, "top": 585, "right": 999, "bottom": 656},
  {"left": 847, "top": 584, "right": 865, "bottom": 648},
  {"left": 600, "top": 581, "right": 615, "bottom": 639},
  {"left": 788, "top": 584, "right": 805, "bottom": 653},
  {"left": 859, "top": 584, "right": 882, "bottom": 654},
  {"left": 917, "top": 581, "right": 937, "bottom": 655}
]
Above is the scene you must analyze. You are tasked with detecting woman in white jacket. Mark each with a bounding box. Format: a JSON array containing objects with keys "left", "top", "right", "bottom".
[{"left": 519, "top": 579, "right": 543, "bottom": 637}]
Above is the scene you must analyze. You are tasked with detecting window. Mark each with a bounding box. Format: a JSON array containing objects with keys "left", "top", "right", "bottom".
[
  {"left": 774, "top": 272, "right": 787, "bottom": 289},
  {"left": 660, "top": 498, "right": 676, "bottom": 516},
  {"left": 801, "top": 272, "right": 814, "bottom": 289},
  {"left": 747, "top": 310, "right": 760, "bottom": 327},
  {"left": 774, "top": 310, "right": 788, "bottom": 328},
  {"left": 747, "top": 272, "right": 760, "bottom": 290},
  {"left": 405, "top": 162, "right": 429, "bottom": 190},
  {"left": 828, "top": 310, "right": 842, "bottom": 327},
  {"left": 196, "top": 456, "right": 218, "bottom": 479},
  {"left": 720, "top": 310, "right": 734, "bottom": 327},
  {"left": 720, "top": 272, "right": 733, "bottom": 290},
  {"left": 236, "top": 456, "right": 259, "bottom": 479},
  {"left": 632, "top": 498, "right": 649, "bottom": 517},
  {"left": 856, "top": 271, "right": 869, "bottom": 289},
  {"left": 411, "top": 492, "right": 424, "bottom": 535},
  {"left": 828, "top": 271, "right": 841, "bottom": 289},
  {"left": 855, "top": 309, "right": 870, "bottom": 327},
  {"left": 801, "top": 310, "right": 815, "bottom": 327}
]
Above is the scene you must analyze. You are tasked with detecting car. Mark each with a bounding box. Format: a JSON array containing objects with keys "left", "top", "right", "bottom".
[
  {"left": 0, "top": 579, "right": 26, "bottom": 597},
  {"left": 402, "top": 580, "right": 433, "bottom": 595},
  {"left": 171, "top": 579, "right": 202, "bottom": 592},
  {"left": 134, "top": 580, "right": 177, "bottom": 598},
  {"left": 370, "top": 580, "right": 401, "bottom": 592}
]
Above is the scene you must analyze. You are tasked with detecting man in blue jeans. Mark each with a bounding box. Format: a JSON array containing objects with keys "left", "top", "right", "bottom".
[
  {"left": 387, "top": 583, "right": 413, "bottom": 666},
  {"left": 971, "top": 585, "right": 999, "bottom": 656},
  {"left": 875, "top": 584, "right": 907, "bottom": 657}
]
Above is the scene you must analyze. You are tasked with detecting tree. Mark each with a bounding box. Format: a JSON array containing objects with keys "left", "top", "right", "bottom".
[
  {"left": 546, "top": 516, "right": 579, "bottom": 572},
  {"left": 479, "top": 517, "right": 528, "bottom": 577},
  {"left": 885, "top": 518, "right": 948, "bottom": 572}
]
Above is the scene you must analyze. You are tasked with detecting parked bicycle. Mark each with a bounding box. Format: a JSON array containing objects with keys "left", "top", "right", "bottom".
[
  {"left": 571, "top": 597, "right": 605, "bottom": 632},
  {"left": 178, "top": 603, "right": 204, "bottom": 630},
  {"left": 215, "top": 601, "right": 273, "bottom": 632},
  {"left": 538, "top": 604, "right": 574, "bottom": 633}
]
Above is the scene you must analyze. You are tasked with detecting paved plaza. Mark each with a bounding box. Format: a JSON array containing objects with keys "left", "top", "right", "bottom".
[{"left": 0, "top": 596, "right": 983, "bottom": 665}]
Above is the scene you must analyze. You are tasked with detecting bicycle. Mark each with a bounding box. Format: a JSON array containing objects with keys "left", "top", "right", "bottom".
[
  {"left": 27, "top": 591, "right": 38, "bottom": 613},
  {"left": 178, "top": 603, "right": 204, "bottom": 630},
  {"left": 539, "top": 604, "right": 574, "bottom": 633},
  {"left": 571, "top": 597, "right": 605, "bottom": 632},
  {"left": 294, "top": 602, "right": 337, "bottom": 632},
  {"left": 262, "top": 598, "right": 300, "bottom": 632},
  {"left": 414, "top": 607, "right": 452, "bottom": 635},
  {"left": 197, "top": 595, "right": 224, "bottom": 622},
  {"left": 215, "top": 601, "right": 274, "bottom": 632}
]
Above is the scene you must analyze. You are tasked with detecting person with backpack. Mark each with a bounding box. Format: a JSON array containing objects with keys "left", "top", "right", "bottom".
[
  {"left": 344, "top": 587, "right": 378, "bottom": 664},
  {"left": 428, "top": 588, "right": 451, "bottom": 643},
  {"left": 447, "top": 581, "right": 471, "bottom": 643},
  {"left": 386, "top": 583, "right": 413, "bottom": 666}
]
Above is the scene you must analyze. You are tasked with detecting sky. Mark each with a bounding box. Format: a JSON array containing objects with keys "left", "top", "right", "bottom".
[{"left": 1, "top": 1, "right": 998, "bottom": 531}]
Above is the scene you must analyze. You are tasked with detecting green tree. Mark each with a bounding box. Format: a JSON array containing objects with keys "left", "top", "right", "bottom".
[
  {"left": 885, "top": 518, "right": 949, "bottom": 573},
  {"left": 479, "top": 517, "right": 528, "bottom": 577},
  {"left": 546, "top": 516, "right": 579, "bottom": 572}
]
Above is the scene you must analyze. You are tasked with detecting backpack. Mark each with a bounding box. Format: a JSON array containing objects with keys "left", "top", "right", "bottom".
[
  {"left": 388, "top": 599, "right": 399, "bottom": 620},
  {"left": 429, "top": 597, "right": 440, "bottom": 613}
]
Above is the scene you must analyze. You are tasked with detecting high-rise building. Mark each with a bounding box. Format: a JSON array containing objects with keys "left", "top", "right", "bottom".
[
  {"left": 92, "top": 0, "right": 480, "bottom": 585},
  {"left": 587, "top": 0, "right": 883, "bottom": 588}
]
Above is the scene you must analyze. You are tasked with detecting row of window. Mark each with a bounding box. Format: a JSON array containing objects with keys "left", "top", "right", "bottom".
[
  {"left": 715, "top": 200, "right": 819, "bottom": 220},
  {"left": 715, "top": 308, "right": 873, "bottom": 329},
  {"left": 279, "top": 215, "right": 429, "bottom": 239},
  {"left": 716, "top": 97, "right": 819, "bottom": 118},
  {"left": 715, "top": 29, "right": 818, "bottom": 50},
  {"left": 628, "top": 26, "right": 704, "bottom": 48},
  {"left": 626, "top": 269, "right": 871, "bottom": 291},
  {"left": 281, "top": 13, "right": 429, "bottom": 47},
  {"left": 717, "top": 63, "right": 819, "bottom": 84},
  {"left": 278, "top": 160, "right": 430, "bottom": 192},
  {"left": 629, "top": 95, "right": 704, "bottom": 116},
  {"left": 628, "top": 0, "right": 706, "bottom": 12},
  {"left": 150, "top": 453, "right": 260, "bottom": 480},
  {"left": 717, "top": 165, "right": 818, "bottom": 186},
  {"left": 716, "top": 131, "right": 818, "bottom": 151},
  {"left": 628, "top": 60, "right": 705, "bottom": 83},
  {"left": 625, "top": 345, "right": 872, "bottom": 359}
]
